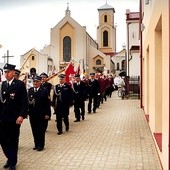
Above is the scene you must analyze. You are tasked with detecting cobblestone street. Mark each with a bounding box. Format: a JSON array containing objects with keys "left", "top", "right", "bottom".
[{"left": 0, "top": 91, "right": 162, "bottom": 170}]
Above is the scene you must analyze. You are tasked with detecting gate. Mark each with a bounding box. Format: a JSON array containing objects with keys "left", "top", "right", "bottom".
[{"left": 125, "top": 76, "right": 140, "bottom": 99}]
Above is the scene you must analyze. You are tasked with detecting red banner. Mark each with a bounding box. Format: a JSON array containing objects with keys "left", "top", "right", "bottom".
[{"left": 65, "top": 62, "right": 76, "bottom": 83}]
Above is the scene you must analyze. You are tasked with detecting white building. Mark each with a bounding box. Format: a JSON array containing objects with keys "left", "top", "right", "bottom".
[
  {"left": 111, "top": 49, "right": 126, "bottom": 75},
  {"left": 126, "top": 9, "right": 140, "bottom": 77}
]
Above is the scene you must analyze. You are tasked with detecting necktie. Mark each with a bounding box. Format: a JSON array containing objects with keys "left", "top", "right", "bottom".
[
  {"left": 35, "top": 88, "right": 38, "bottom": 92},
  {"left": 7, "top": 82, "right": 9, "bottom": 88}
]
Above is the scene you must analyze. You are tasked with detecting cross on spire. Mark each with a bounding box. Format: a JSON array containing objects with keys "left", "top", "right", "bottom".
[
  {"left": 2, "top": 50, "right": 14, "bottom": 63},
  {"left": 65, "top": 2, "right": 71, "bottom": 16}
]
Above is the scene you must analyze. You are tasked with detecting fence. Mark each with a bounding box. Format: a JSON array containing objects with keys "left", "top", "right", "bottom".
[{"left": 124, "top": 76, "right": 140, "bottom": 99}]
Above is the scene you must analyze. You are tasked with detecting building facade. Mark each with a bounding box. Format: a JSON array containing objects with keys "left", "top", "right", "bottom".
[
  {"left": 20, "top": 3, "right": 116, "bottom": 82},
  {"left": 140, "top": 0, "right": 170, "bottom": 169},
  {"left": 111, "top": 49, "right": 126, "bottom": 75},
  {"left": 126, "top": 9, "right": 140, "bottom": 77}
]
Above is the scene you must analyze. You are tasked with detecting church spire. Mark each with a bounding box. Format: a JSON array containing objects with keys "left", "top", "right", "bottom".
[{"left": 65, "top": 2, "right": 71, "bottom": 16}]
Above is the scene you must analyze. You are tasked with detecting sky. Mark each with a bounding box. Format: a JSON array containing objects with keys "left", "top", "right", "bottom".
[{"left": 0, "top": 0, "right": 139, "bottom": 68}]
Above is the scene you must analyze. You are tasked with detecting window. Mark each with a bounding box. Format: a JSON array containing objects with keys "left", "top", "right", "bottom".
[
  {"left": 96, "top": 59, "right": 101, "bottom": 65},
  {"left": 122, "top": 60, "right": 126, "bottom": 70},
  {"left": 104, "top": 15, "right": 107, "bottom": 22},
  {"left": 63, "top": 36, "right": 71, "bottom": 62},
  {"left": 32, "top": 56, "right": 34, "bottom": 60},
  {"left": 103, "top": 30, "right": 108, "bottom": 47},
  {"left": 117, "top": 63, "right": 120, "bottom": 70}
]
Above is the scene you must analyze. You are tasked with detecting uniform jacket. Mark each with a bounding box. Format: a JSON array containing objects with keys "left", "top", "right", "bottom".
[
  {"left": 73, "top": 81, "right": 86, "bottom": 101},
  {"left": 41, "top": 82, "right": 52, "bottom": 97},
  {"left": 0, "top": 79, "right": 28, "bottom": 122},
  {"left": 52, "top": 83, "right": 73, "bottom": 108},
  {"left": 88, "top": 79, "right": 100, "bottom": 97},
  {"left": 28, "top": 86, "right": 51, "bottom": 119}
]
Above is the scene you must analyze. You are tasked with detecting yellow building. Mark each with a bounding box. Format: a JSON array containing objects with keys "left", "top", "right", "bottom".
[
  {"left": 20, "top": 3, "right": 116, "bottom": 82},
  {"left": 140, "top": 0, "right": 170, "bottom": 169}
]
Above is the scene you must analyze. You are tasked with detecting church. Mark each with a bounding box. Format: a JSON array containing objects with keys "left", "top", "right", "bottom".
[{"left": 20, "top": 2, "right": 116, "bottom": 82}]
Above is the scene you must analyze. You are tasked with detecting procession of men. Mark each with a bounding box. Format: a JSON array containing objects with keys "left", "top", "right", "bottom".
[{"left": 0, "top": 63, "right": 119, "bottom": 170}]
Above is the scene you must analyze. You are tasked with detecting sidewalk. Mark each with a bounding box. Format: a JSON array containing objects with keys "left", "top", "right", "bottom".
[{"left": 0, "top": 91, "right": 162, "bottom": 170}]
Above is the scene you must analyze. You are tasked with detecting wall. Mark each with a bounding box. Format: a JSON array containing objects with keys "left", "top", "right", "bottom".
[{"left": 142, "top": 0, "right": 169, "bottom": 169}]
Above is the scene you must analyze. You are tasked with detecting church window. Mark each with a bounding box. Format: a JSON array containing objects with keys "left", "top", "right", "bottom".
[
  {"left": 117, "top": 63, "right": 120, "bottom": 70},
  {"left": 104, "top": 15, "right": 107, "bottom": 22},
  {"left": 32, "top": 56, "right": 34, "bottom": 60},
  {"left": 63, "top": 36, "right": 71, "bottom": 62},
  {"left": 103, "top": 30, "right": 108, "bottom": 47},
  {"left": 96, "top": 59, "right": 101, "bottom": 65},
  {"left": 122, "top": 60, "right": 126, "bottom": 70}
]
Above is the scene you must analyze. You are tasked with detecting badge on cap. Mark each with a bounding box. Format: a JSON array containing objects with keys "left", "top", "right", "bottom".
[
  {"left": 33, "top": 76, "right": 42, "bottom": 81},
  {"left": 3, "top": 63, "right": 16, "bottom": 71},
  {"left": 40, "top": 72, "right": 48, "bottom": 78},
  {"left": 58, "top": 74, "right": 66, "bottom": 79}
]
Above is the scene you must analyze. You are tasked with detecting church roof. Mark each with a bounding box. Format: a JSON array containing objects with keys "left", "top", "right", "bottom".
[
  {"left": 98, "top": 3, "right": 115, "bottom": 12},
  {"left": 21, "top": 48, "right": 42, "bottom": 57}
]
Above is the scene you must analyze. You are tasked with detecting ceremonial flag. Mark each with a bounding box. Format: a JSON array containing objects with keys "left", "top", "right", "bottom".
[{"left": 65, "top": 62, "right": 76, "bottom": 83}]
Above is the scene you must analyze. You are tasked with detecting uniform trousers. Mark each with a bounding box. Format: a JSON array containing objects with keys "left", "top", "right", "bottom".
[
  {"left": 74, "top": 100, "right": 85, "bottom": 120},
  {"left": 55, "top": 102, "right": 69, "bottom": 132},
  {"left": 88, "top": 95, "right": 98, "bottom": 112},
  {"left": 0, "top": 121, "right": 20, "bottom": 166},
  {"left": 29, "top": 117, "right": 47, "bottom": 149}
]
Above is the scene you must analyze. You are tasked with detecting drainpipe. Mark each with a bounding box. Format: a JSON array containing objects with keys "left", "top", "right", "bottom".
[
  {"left": 127, "top": 22, "right": 130, "bottom": 76},
  {"left": 169, "top": 0, "right": 170, "bottom": 168},
  {"left": 139, "top": 0, "right": 143, "bottom": 108}
]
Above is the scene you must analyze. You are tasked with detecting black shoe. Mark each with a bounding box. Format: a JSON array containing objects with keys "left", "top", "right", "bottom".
[
  {"left": 33, "top": 146, "right": 37, "bottom": 150},
  {"left": 93, "top": 110, "right": 96, "bottom": 113},
  {"left": 9, "top": 166, "right": 16, "bottom": 170},
  {"left": 82, "top": 116, "right": 85, "bottom": 120},
  {"left": 37, "top": 147, "right": 44, "bottom": 151},
  {"left": 74, "top": 120, "right": 80, "bottom": 122},
  {"left": 88, "top": 111, "right": 91, "bottom": 113},
  {"left": 57, "top": 131, "right": 63, "bottom": 135},
  {"left": 3, "top": 163, "right": 9, "bottom": 169},
  {"left": 66, "top": 127, "right": 69, "bottom": 131}
]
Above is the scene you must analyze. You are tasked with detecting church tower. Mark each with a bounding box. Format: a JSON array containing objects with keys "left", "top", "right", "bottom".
[{"left": 97, "top": 2, "right": 116, "bottom": 55}]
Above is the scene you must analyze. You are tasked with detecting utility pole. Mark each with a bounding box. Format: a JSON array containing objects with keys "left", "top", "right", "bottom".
[{"left": 2, "top": 50, "right": 14, "bottom": 63}]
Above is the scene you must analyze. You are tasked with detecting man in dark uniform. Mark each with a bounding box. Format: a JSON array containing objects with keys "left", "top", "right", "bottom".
[
  {"left": 87, "top": 73, "right": 100, "bottom": 113},
  {"left": 40, "top": 72, "right": 52, "bottom": 131},
  {"left": 28, "top": 75, "right": 51, "bottom": 151},
  {"left": 95, "top": 73, "right": 102, "bottom": 108},
  {"left": 0, "top": 63, "right": 28, "bottom": 170},
  {"left": 40, "top": 72, "right": 52, "bottom": 96},
  {"left": 14, "top": 69, "right": 21, "bottom": 80},
  {"left": 82, "top": 74, "right": 90, "bottom": 100},
  {"left": 72, "top": 74, "right": 86, "bottom": 122},
  {"left": 106, "top": 75, "right": 114, "bottom": 98},
  {"left": 52, "top": 74, "right": 73, "bottom": 135}
]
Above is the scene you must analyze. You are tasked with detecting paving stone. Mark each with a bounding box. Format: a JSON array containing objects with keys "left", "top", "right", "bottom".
[{"left": 0, "top": 91, "right": 162, "bottom": 170}]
